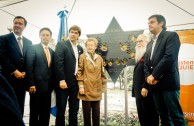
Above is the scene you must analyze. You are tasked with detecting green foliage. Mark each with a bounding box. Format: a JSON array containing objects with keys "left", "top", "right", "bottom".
[{"left": 63, "top": 110, "right": 140, "bottom": 126}]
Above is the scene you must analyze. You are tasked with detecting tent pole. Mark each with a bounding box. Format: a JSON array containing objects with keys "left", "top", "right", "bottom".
[{"left": 124, "top": 66, "right": 128, "bottom": 126}]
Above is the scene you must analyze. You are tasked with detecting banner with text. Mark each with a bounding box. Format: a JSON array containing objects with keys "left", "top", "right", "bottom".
[{"left": 177, "top": 29, "right": 194, "bottom": 126}]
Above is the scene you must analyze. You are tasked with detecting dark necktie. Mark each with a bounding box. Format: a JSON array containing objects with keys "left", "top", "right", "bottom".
[{"left": 17, "top": 37, "right": 23, "bottom": 55}]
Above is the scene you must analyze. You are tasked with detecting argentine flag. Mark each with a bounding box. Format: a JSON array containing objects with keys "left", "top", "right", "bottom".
[
  {"left": 50, "top": 9, "right": 69, "bottom": 117},
  {"left": 50, "top": 91, "right": 57, "bottom": 116}
]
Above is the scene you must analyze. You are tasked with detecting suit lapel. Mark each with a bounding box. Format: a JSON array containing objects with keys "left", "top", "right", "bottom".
[
  {"left": 38, "top": 43, "right": 48, "bottom": 65},
  {"left": 77, "top": 46, "right": 83, "bottom": 57},
  {"left": 134, "top": 61, "right": 140, "bottom": 70},
  {"left": 146, "top": 41, "right": 153, "bottom": 60},
  {"left": 10, "top": 33, "right": 23, "bottom": 56},
  {"left": 134, "top": 55, "right": 145, "bottom": 70},
  {"left": 151, "top": 31, "right": 164, "bottom": 63},
  {"left": 49, "top": 48, "right": 54, "bottom": 66},
  {"left": 67, "top": 41, "right": 76, "bottom": 59},
  {"left": 22, "top": 37, "right": 27, "bottom": 57}
]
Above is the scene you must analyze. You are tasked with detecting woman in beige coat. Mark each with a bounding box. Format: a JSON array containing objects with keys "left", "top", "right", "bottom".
[{"left": 76, "top": 38, "right": 107, "bottom": 126}]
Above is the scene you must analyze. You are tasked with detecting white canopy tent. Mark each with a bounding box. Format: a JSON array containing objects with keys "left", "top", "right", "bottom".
[
  {"left": 1, "top": 0, "right": 194, "bottom": 43},
  {"left": 1, "top": 1, "right": 194, "bottom": 125}
]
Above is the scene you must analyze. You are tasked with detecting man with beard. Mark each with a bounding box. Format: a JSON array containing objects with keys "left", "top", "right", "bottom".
[{"left": 132, "top": 34, "right": 159, "bottom": 126}]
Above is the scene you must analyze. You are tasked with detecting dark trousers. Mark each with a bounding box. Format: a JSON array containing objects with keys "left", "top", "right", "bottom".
[
  {"left": 55, "top": 82, "right": 79, "bottom": 126},
  {"left": 153, "top": 90, "right": 186, "bottom": 126},
  {"left": 29, "top": 91, "right": 51, "bottom": 126},
  {"left": 82, "top": 100, "right": 100, "bottom": 126},
  {"left": 7, "top": 76, "right": 26, "bottom": 116},
  {"left": 136, "top": 93, "right": 159, "bottom": 126}
]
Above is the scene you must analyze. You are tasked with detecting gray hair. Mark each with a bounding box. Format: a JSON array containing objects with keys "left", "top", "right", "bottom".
[
  {"left": 85, "top": 38, "right": 98, "bottom": 47},
  {"left": 137, "top": 34, "right": 149, "bottom": 43}
]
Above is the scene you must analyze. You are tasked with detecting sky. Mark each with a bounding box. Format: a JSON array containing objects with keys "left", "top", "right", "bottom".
[{"left": 1, "top": 0, "right": 194, "bottom": 44}]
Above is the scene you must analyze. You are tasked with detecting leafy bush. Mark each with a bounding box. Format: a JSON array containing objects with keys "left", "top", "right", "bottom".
[{"left": 63, "top": 110, "right": 140, "bottom": 126}]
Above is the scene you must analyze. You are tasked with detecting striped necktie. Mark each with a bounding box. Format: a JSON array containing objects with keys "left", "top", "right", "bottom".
[{"left": 17, "top": 37, "right": 23, "bottom": 55}]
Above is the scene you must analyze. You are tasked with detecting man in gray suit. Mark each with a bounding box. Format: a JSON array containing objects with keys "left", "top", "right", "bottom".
[{"left": 26, "top": 28, "right": 55, "bottom": 126}]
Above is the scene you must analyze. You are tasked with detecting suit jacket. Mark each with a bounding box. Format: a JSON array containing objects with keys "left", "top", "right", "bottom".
[
  {"left": 54, "top": 40, "right": 83, "bottom": 87},
  {"left": 0, "top": 74, "right": 24, "bottom": 126},
  {"left": 144, "top": 30, "right": 180, "bottom": 91},
  {"left": 26, "top": 43, "right": 55, "bottom": 92},
  {"left": 132, "top": 55, "right": 148, "bottom": 98},
  {"left": 0, "top": 32, "right": 32, "bottom": 78}
]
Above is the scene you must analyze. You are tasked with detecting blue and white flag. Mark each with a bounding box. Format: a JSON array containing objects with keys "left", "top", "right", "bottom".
[
  {"left": 50, "top": 91, "right": 57, "bottom": 116},
  {"left": 57, "top": 10, "right": 69, "bottom": 42},
  {"left": 50, "top": 9, "right": 69, "bottom": 117}
]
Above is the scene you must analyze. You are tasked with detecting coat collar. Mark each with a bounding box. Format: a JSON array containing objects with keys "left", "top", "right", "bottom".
[
  {"left": 38, "top": 43, "right": 48, "bottom": 64},
  {"left": 85, "top": 52, "right": 98, "bottom": 67},
  {"left": 67, "top": 40, "right": 82, "bottom": 59},
  {"left": 9, "top": 33, "right": 23, "bottom": 56},
  {"left": 13, "top": 32, "right": 23, "bottom": 40},
  {"left": 134, "top": 55, "right": 145, "bottom": 70},
  {"left": 38, "top": 43, "right": 53, "bottom": 67}
]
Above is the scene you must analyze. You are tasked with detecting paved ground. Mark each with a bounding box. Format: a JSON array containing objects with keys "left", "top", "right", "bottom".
[{"left": 23, "top": 82, "right": 137, "bottom": 126}]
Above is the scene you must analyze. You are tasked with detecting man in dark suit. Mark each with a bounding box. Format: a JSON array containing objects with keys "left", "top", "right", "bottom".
[
  {"left": 26, "top": 28, "right": 55, "bottom": 126},
  {"left": 55, "top": 25, "right": 84, "bottom": 126},
  {"left": 0, "top": 74, "right": 25, "bottom": 126},
  {"left": 132, "top": 34, "right": 159, "bottom": 126},
  {"left": 0, "top": 16, "right": 32, "bottom": 116},
  {"left": 144, "top": 14, "right": 185, "bottom": 126}
]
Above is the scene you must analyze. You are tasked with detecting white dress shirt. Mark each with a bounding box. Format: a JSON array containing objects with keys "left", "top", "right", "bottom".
[{"left": 150, "top": 32, "right": 161, "bottom": 60}]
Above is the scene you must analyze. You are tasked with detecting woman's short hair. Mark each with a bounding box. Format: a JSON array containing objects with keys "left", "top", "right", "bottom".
[{"left": 85, "top": 38, "right": 98, "bottom": 47}]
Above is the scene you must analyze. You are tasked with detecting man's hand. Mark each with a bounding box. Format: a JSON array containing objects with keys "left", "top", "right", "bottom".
[
  {"left": 147, "top": 75, "right": 155, "bottom": 85},
  {"left": 13, "top": 70, "right": 25, "bottom": 79},
  {"left": 152, "top": 80, "right": 158, "bottom": 85},
  {"left": 141, "top": 88, "right": 148, "bottom": 97},
  {"left": 29, "top": 86, "right": 36, "bottom": 94},
  {"left": 59, "top": 81, "right": 68, "bottom": 89},
  {"left": 22, "top": 72, "right": 26, "bottom": 77}
]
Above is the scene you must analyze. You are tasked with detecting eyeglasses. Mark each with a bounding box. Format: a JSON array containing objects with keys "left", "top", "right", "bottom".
[{"left": 136, "top": 40, "right": 144, "bottom": 43}]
